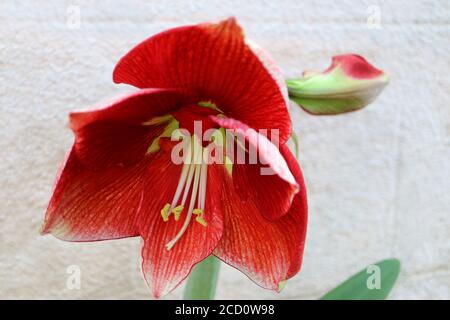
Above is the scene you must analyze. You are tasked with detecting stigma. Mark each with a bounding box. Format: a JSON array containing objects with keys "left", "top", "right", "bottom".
[{"left": 161, "top": 134, "right": 209, "bottom": 250}]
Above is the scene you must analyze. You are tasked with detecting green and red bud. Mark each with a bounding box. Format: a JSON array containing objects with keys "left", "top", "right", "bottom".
[{"left": 287, "top": 54, "right": 389, "bottom": 115}]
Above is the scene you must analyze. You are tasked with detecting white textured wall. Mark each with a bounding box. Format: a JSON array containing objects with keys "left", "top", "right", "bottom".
[{"left": 1, "top": 0, "right": 449, "bottom": 299}]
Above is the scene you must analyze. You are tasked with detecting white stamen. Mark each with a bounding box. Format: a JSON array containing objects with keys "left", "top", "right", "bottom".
[
  {"left": 180, "top": 136, "right": 200, "bottom": 206},
  {"left": 198, "top": 148, "right": 208, "bottom": 210},
  {"left": 166, "top": 141, "right": 203, "bottom": 250},
  {"left": 168, "top": 138, "right": 193, "bottom": 213}
]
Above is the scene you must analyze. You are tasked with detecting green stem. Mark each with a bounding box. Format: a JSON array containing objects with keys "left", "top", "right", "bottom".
[{"left": 183, "top": 255, "right": 220, "bottom": 300}]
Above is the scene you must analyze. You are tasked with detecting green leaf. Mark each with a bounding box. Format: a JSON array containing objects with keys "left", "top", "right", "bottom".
[
  {"left": 320, "top": 258, "right": 401, "bottom": 300},
  {"left": 183, "top": 255, "right": 221, "bottom": 300}
]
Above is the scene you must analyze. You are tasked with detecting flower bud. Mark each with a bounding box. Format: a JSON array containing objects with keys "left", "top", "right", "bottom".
[{"left": 287, "top": 54, "right": 389, "bottom": 115}]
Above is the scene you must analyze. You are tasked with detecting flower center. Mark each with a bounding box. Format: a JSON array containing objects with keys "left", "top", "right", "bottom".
[
  {"left": 144, "top": 101, "right": 231, "bottom": 250},
  {"left": 171, "top": 102, "right": 222, "bottom": 136},
  {"left": 161, "top": 134, "right": 209, "bottom": 250}
]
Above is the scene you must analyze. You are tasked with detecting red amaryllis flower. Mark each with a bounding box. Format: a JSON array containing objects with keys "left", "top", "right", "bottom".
[{"left": 41, "top": 18, "right": 308, "bottom": 298}]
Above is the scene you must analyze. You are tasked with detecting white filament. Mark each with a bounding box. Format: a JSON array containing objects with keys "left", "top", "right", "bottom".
[
  {"left": 198, "top": 148, "right": 208, "bottom": 210},
  {"left": 168, "top": 140, "right": 192, "bottom": 214},
  {"left": 165, "top": 135, "right": 205, "bottom": 250}
]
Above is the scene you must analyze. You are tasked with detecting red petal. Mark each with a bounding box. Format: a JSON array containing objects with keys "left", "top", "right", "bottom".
[
  {"left": 41, "top": 146, "right": 154, "bottom": 241},
  {"left": 137, "top": 152, "right": 225, "bottom": 298},
  {"left": 74, "top": 121, "right": 163, "bottom": 169},
  {"left": 232, "top": 162, "right": 296, "bottom": 222},
  {"left": 113, "top": 18, "right": 291, "bottom": 142},
  {"left": 212, "top": 116, "right": 298, "bottom": 220},
  {"left": 325, "top": 54, "right": 383, "bottom": 79},
  {"left": 71, "top": 89, "right": 185, "bottom": 168},
  {"left": 246, "top": 41, "right": 289, "bottom": 105},
  {"left": 70, "top": 88, "right": 185, "bottom": 131},
  {"left": 280, "top": 144, "right": 308, "bottom": 278},
  {"left": 214, "top": 144, "right": 307, "bottom": 290}
]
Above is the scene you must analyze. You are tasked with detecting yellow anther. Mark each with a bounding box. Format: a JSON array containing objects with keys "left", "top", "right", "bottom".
[
  {"left": 160, "top": 203, "right": 170, "bottom": 222},
  {"left": 195, "top": 215, "right": 208, "bottom": 227},
  {"left": 147, "top": 119, "right": 180, "bottom": 154},
  {"left": 142, "top": 114, "right": 173, "bottom": 126},
  {"left": 193, "top": 208, "right": 207, "bottom": 226},
  {"left": 172, "top": 205, "right": 184, "bottom": 221},
  {"left": 198, "top": 101, "right": 223, "bottom": 113}
]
